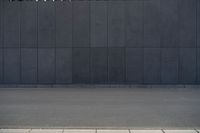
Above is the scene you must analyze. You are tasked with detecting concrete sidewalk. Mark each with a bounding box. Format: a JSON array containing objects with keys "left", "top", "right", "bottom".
[
  {"left": 0, "top": 129, "right": 199, "bottom": 133},
  {"left": 0, "top": 88, "right": 200, "bottom": 128}
]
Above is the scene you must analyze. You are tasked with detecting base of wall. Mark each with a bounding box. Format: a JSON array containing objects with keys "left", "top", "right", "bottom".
[{"left": 0, "top": 84, "right": 200, "bottom": 88}]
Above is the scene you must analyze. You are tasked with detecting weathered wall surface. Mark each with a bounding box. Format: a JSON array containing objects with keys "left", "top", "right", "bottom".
[{"left": 0, "top": 0, "right": 199, "bottom": 84}]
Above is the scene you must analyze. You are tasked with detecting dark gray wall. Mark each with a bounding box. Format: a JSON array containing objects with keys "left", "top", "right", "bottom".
[{"left": 0, "top": 0, "right": 199, "bottom": 84}]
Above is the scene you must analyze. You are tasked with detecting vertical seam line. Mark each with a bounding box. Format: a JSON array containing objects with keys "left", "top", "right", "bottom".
[
  {"left": 107, "top": 0, "right": 109, "bottom": 84},
  {"left": 196, "top": 0, "right": 198, "bottom": 84},
  {"left": 124, "top": 0, "right": 126, "bottom": 84},
  {"left": 178, "top": 0, "right": 181, "bottom": 84},
  {"left": 89, "top": 0, "right": 91, "bottom": 84},
  {"left": 159, "top": 0, "right": 162, "bottom": 84},
  {"left": 72, "top": 0, "right": 74, "bottom": 83},
  {"left": 55, "top": 1, "right": 57, "bottom": 84},
  {"left": 37, "top": 1, "right": 39, "bottom": 84},
  {"left": 19, "top": 1, "right": 22, "bottom": 84},
  {"left": 2, "top": 0, "right": 4, "bottom": 84},
  {"left": 143, "top": 0, "right": 145, "bottom": 84}
]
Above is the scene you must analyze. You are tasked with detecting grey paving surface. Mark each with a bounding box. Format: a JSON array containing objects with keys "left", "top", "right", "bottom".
[{"left": 0, "top": 88, "right": 200, "bottom": 128}]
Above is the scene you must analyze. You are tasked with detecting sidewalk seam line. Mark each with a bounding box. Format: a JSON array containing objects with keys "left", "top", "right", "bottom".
[
  {"left": 195, "top": 129, "right": 199, "bottom": 133},
  {"left": 161, "top": 129, "right": 165, "bottom": 133},
  {"left": 28, "top": 129, "right": 32, "bottom": 133}
]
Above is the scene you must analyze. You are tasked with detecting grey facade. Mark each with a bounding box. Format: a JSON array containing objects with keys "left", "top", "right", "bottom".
[{"left": 0, "top": 0, "right": 199, "bottom": 84}]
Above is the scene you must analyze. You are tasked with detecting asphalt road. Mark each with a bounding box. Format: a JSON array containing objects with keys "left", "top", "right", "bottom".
[{"left": 0, "top": 88, "right": 200, "bottom": 129}]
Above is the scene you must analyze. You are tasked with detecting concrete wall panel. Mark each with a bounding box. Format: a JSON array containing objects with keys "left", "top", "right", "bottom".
[
  {"left": 161, "top": 48, "right": 179, "bottom": 83},
  {"left": 38, "top": 49, "right": 55, "bottom": 84},
  {"left": 56, "top": 1, "right": 72, "bottom": 47},
  {"left": 126, "top": 48, "right": 143, "bottom": 83},
  {"left": 0, "top": 0, "right": 2, "bottom": 48},
  {"left": 144, "top": 48, "right": 161, "bottom": 83},
  {"left": 198, "top": 0, "right": 200, "bottom": 48},
  {"left": 21, "top": 1, "right": 37, "bottom": 48},
  {"left": 72, "top": 48, "right": 90, "bottom": 83},
  {"left": 108, "top": 1, "right": 125, "bottom": 47},
  {"left": 21, "top": 48, "right": 37, "bottom": 84},
  {"left": 0, "top": 0, "right": 199, "bottom": 85},
  {"left": 4, "top": 1, "right": 20, "bottom": 48},
  {"left": 38, "top": 1, "right": 55, "bottom": 47},
  {"left": 56, "top": 48, "right": 72, "bottom": 84},
  {"left": 73, "top": 1, "right": 90, "bottom": 47},
  {"left": 108, "top": 48, "right": 125, "bottom": 83},
  {"left": 91, "top": 48, "right": 107, "bottom": 84},
  {"left": 179, "top": 0, "right": 196, "bottom": 48},
  {"left": 91, "top": 1, "right": 107, "bottom": 47},
  {"left": 125, "top": 1, "right": 143, "bottom": 48},
  {"left": 179, "top": 48, "right": 196, "bottom": 84},
  {"left": 198, "top": 48, "right": 200, "bottom": 83},
  {"left": 0, "top": 49, "right": 3, "bottom": 83},
  {"left": 160, "top": 0, "right": 179, "bottom": 48},
  {"left": 144, "top": 0, "right": 160, "bottom": 48},
  {"left": 4, "top": 49, "right": 20, "bottom": 83}
]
